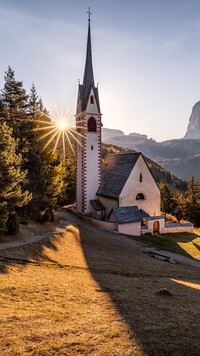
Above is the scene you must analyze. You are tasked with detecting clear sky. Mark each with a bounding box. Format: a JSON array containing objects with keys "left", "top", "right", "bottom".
[{"left": 1, "top": 0, "right": 200, "bottom": 141}]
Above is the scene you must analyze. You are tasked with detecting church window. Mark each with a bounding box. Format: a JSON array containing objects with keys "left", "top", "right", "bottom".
[
  {"left": 142, "top": 218, "right": 147, "bottom": 226},
  {"left": 136, "top": 193, "right": 145, "bottom": 200},
  {"left": 140, "top": 173, "right": 142, "bottom": 182},
  {"left": 91, "top": 145, "right": 94, "bottom": 150},
  {"left": 88, "top": 117, "right": 97, "bottom": 132},
  {"left": 90, "top": 95, "right": 94, "bottom": 104}
]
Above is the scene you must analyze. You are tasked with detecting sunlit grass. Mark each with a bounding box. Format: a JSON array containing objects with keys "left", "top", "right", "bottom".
[
  {"left": 171, "top": 278, "right": 200, "bottom": 290},
  {"left": 130, "top": 231, "right": 200, "bottom": 260}
]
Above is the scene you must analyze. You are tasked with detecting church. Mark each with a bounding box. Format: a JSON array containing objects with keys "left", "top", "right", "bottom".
[{"left": 74, "top": 14, "right": 193, "bottom": 236}]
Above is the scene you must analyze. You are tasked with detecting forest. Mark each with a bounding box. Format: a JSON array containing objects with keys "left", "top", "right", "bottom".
[
  {"left": 0, "top": 66, "right": 75, "bottom": 234},
  {"left": 0, "top": 67, "right": 199, "bottom": 236}
]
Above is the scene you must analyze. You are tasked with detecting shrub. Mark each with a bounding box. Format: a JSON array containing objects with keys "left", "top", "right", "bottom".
[
  {"left": 7, "top": 212, "right": 19, "bottom": 235},
  {"left": 37, "top": 208, "right": 54, "bottom": 223}
]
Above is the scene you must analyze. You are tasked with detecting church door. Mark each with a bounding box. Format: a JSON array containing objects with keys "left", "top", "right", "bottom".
[{"left": 153, "top": 221, "right": 159, "bottom": 234}]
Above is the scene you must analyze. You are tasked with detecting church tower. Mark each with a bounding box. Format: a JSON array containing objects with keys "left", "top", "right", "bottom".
[{"left": 76, "top": 11, "right": 102, "bottom": 213}]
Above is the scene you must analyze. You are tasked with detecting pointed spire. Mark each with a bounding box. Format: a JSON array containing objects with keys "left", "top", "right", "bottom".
[{"left": 83, "top": 9, "right": 94, "bottom": 99}]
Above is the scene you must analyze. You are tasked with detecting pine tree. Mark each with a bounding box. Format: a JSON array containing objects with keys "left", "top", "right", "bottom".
[
  {"left": 0, "top": 122, "right": 31, "bottom": 233},
  {"left": 28, "top": 83, "right": 40, "bottom": 118},
  {"left": 159, "top": 179, "right": 173, "bottom": 213},
  {"left": 185, "top": 177, "right": 200, "bottom": 226},
  {"left": 0, "top": 66, "right": 31, "bottom": 151}
]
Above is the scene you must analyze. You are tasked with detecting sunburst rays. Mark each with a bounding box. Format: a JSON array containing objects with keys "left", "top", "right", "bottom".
[{"left": 34, "top": 105, "right": 84, "bottom": 159}]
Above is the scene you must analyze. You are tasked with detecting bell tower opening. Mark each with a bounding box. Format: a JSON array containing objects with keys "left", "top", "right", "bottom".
[{"left": 88, "top": 117, "right": 97, "bottom": 132}]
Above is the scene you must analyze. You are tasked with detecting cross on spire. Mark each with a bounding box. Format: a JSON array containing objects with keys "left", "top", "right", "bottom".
[{"left": 86, "top": 7, "right": 92, "bottom": 21}]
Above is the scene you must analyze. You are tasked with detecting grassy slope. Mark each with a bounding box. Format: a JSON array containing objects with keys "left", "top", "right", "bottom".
[
  {"left": 130, "top": 229, "right": 200, "bottom": 260},
  {"left": 1, "top": 217, "right": 200, "bottom": 355}
]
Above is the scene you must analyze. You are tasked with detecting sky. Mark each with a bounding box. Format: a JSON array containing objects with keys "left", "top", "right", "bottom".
[{"left": 1, "top": 0, "right": 200, "bottom": 141}]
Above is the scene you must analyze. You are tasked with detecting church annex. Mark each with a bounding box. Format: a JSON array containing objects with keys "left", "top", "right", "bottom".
[{"left": 74, "top": 14, "right": 193, "bottom": 236}]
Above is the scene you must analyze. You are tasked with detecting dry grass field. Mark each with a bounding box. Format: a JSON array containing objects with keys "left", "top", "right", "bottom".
[{"left": 1, "top": 213, "right": 200, "bottom": 355}]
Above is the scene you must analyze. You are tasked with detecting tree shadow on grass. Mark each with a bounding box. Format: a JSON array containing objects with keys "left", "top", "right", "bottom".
[
  {"left": 79, "top": 224, "right": 200, "bottom": 355},
  {"left": 0, "top": 220, "right": 80, "bottom": 274}
]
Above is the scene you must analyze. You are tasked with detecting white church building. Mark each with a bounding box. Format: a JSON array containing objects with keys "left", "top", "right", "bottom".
[{"left": 74, "top": 14, "right": 193, "bottom": 236}]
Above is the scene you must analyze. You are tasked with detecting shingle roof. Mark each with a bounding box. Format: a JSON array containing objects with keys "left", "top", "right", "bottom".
[
  {"left": 90, "top": 199, "right": 105, "bottom": 211},
  {"left": 97, "top": 153, "right": 141, "bottom": 198},
  {"left": 146, "top": 216, "right": 164, "bottom": 221},
  {"left": 112, "top": 206, "right": 142, "bottom": 224},
  {"left": 140, "top": 209, "right": 150, "bottom": 218}
]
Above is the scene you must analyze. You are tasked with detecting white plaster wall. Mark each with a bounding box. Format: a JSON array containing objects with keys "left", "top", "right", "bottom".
[
  {"left": 76, "top": 144, "right": 83, "bottom": 212},
  {"left": 98, "top": 196, "right": 118, "bottom": 217},
  {"left": 85, "top": 133, "right": 100, "bottom": 212},
  {"left": 146, "top": 219, "right": 165, "bottom": 234},
  {"left": 120, "top": 155, "right": 160, "bottom": 216},
  {"left": 161, "top": 225, "right": 194, "bottom": 234},
  {"left": 118, "top": 222, "right": 141, "bottom": 236}
]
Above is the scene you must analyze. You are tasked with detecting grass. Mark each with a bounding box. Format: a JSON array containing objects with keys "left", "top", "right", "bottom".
[
  {"left": 1, "top": 214, "right": 200, "bottom": 355},
  {"left": 130, "top": 229, "right": 200, "bottom": 260}
]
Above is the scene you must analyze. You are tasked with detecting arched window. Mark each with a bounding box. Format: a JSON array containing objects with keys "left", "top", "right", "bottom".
[
  {"left": 90, "top": 95, "right": 94, "bottom": 104},
  {"left": 88, "top": 117, "right": 97, "bottom": 132},
  {"left": 136, "top": 193, "right": 145, "bottom": 200}
]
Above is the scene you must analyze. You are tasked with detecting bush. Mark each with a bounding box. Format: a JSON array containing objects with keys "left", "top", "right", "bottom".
[
  {"left": 7, "top": 212, "right": 19, "bottom": 235},
  {"left": 36, "top": 208, "right": 54, "bottom": 223},
  {"left": 19, "top": 216, "right": 29, "bottom": 225},
  {"left": 0, "top": 204, "right": 9, "bottom": 234}
]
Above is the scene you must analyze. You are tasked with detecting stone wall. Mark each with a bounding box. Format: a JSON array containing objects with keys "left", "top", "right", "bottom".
[{"left": 161, "top": 223, "right": 194, "bottom": 234}]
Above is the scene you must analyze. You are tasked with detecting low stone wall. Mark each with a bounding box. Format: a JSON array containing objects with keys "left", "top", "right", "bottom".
[
  {"left": 84, "top": 216, "right": 116, "bottom": 230},
  {"left": 161, "top": 223, "right": 194, "bottom": 234}
]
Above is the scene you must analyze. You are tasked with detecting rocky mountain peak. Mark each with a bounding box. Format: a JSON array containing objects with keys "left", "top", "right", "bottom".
[{"left": 184, "top": 101, "right": 200, "bottom": 139}]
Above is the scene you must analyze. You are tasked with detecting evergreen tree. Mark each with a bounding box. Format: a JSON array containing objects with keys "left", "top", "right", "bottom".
[
  {"left": 0, "top": 122, "right": 31, "bottom": 233},
  {"left": 28, "top": 83, "right": 40, "bottom": 118},
  {"left": 0, "top": 66, "right": 32, "bottom": 153},
  {"left": 159, "top": 179, "right": 173, "bottom": 213},
  {"left": 185, "top": 177, "right": 200, "bottom": 226},
  {"left": 172, "top": 191, "right": 185, "bottom": 222}
]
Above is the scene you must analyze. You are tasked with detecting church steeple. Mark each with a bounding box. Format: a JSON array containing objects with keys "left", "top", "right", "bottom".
[
  {"left": 82, "top": 16, "right": 94, "bottom": 99},
  {"left": 76, "top": 8, "right": 100, "bottom": 114},
  {"left": 75, "top": 9, "right": 102, "bottom": 214}
]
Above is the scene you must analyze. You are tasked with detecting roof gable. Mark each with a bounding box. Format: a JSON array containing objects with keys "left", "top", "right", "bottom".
[
  {"left": 77, "top": 84, "right": 100, "bottom": 114},
  {"left": 97, "top": 153, "right": 141, "bottom": 198}
]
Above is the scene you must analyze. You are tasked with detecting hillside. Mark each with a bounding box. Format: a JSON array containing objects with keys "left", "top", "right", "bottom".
[
  {"left": 159, "top": 154, "right": 200, "bottom": 181},
  {"left": 1, "top": 211, "right": 200, "bottom": 355},
  {"left": 102, "top": 143, "right": 187, "bottom": 191}
]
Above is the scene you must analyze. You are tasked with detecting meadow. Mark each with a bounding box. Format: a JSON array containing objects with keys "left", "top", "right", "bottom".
[{"left": 1, "top": 214, "right": 200, "bottom": 355}]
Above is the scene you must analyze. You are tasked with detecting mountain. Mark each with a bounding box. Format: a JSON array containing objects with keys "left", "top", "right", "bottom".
[
  {"left": 184, "top": 101, "right": 200, "bottom": 139},
  {"left": 159, "top": 155, "right": 200, "bottom": 181},
  {"left": 102, "top": 100, "right": 200, "bottom": 181},
  {"left": 102, "top": 128, "right": 200, "bottom": 181}
]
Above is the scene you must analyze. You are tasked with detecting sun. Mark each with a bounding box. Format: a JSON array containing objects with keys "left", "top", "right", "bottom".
[
  {"left": 56, "top": 119, "right": 69, "bottom": 131},
  {"left": 34, "top": 105, "right": 84, "bottom": 159}
]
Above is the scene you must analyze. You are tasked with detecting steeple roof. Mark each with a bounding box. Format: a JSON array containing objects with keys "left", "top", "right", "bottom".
[
  {"left": 76, "top": 16, "right": 100, "bottom": 114},
  {"left": 82, "top": 20, "right": 94, "bottom": 99}
]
